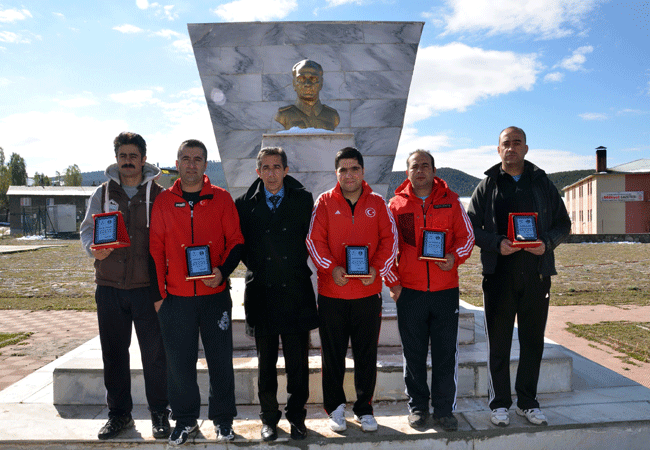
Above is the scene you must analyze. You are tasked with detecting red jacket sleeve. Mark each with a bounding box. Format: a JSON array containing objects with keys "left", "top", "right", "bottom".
[
  {"left": 149, "top": 194, "right": 168, "bottom": 299},
  {"left": 371, "top": 198, "right": 398, "bottom": 285},
  {"left": 450, "top": 197, "right": 475, "bottom": 265},
  {"left": 384, "top": 199, "right": 401, "bottom": 287},
  {"left": 219, "top": 192, "right": 245, "bottom": 261},
  {"left": 306, "top": 195, "right": 336, "bottom": 276}
]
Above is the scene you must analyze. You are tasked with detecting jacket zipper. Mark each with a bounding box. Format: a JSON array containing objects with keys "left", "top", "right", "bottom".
[
  {"left": 190, "top": 204, "right": 197, "bottom": 296},
  {"left": 423, "top": 201, "right": 430, "bottom": 292}
]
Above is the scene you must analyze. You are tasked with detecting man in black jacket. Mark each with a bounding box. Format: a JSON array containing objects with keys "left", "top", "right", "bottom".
[
  {"left": 467, "top": 127, "right": 571, "bottom": 428},
  {"left": 235, "top": 147, "right": 318, "bottom": 441}
]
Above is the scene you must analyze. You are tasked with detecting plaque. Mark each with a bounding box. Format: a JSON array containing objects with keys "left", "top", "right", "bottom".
[
  {"left": 185, "top": 245, "right": 214, "bottom": 280},
  {"left": 508, "top": 213, "right": 542, "bottom": 248},
  {"left": 90, "top": 211, "right": 130, "bottom": 250},
  {"left": 419, "top": 229, "right": 447, "bottom": 261},
  {"left": 344, "top": 245, "right": 371, "bottom": 278}
]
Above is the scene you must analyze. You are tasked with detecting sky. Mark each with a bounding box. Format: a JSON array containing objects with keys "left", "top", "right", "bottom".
[{"left": 0, "top": 0, "right": 648, "bottom": 179}]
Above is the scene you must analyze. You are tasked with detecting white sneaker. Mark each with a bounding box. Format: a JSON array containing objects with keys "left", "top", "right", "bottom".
[
  {"left": 354, "top": 414, "right": 378, "bottom": 432},
  {"left": 490, "top": 408, "right": 510, "bottom": 427},
  {"left": 328, "top": 404, "right": 346, "bottom": 432},
  {"left": 516, "top": 407, "right": 548, "bottom": 426}
]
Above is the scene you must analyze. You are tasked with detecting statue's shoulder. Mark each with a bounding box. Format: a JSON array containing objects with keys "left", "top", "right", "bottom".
[
  {"left": 277, "top": 104, "right": 298, "bottom": 113},
  {"left": 321, "top": 104, "right": 339, "bottom": 117}
]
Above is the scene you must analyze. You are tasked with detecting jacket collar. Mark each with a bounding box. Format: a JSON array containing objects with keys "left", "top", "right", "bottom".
[
  {"left": 105, "top": 162, "right": 161, "bottom": 187},
  {"left": 485, "top": 160, "right": 546, "bottom": 180},
  {"left": 394, "top": 176, "right": 450, "bottom": 203},
  {"left": 244, "top": 174, "right": 306, "bottom": 202}
]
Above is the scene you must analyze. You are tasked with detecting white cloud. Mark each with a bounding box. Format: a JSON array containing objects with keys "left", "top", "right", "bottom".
[
  {"left": 325, "top": 0, "right": 367, "bottom": 6},
  {"left": 442, "top": 0, "right": 603, "bottom": 39},
  {"left": 57, "top": 96, "right": 99, "bottom": 108},
  {"left": 113, "top": 24, "right": 144, "bottom": 34},
  {"left": 151, "top": 29, "right": 183, "bottom": 39},
  {"left": 544, "top": 72, "right": 564, "bottom": 83},
  {"left": 138, "top": 1, "right": 178, "bottom": 20},
  {"left": 213, "top": 0, "right": 297, "bottom": 22},
  {"left": 53, "top": 12, "right": 65, "bottom": 19},
  {"left": 579, "top": 112, "right": 608, "bottom": 121},
  {"left": 0, "top": 31, "right": 32, "bottom": 44},
  {"left": 0, "top": 8, "right": 32, "bottom": 23},
  {"left": 0, "top": 111, "right": 129, "bottom": 175},
  {"left": 136, "top": 0, "right": 150, "bottom": 9},
  {"left": 405, "top": 43, "right": 540, "bottom": 124},
  {"left": 110, "top": 90, "right": 160, "bottom": 106},
  {"left": 171, "top": 38, "right": 193, "bottom": 55},
  {"left": 0, "top": 77, "right": 10, "bottom": 87},
  {"left": 556, "top": 45, "right": 593, "bottom": 71}
]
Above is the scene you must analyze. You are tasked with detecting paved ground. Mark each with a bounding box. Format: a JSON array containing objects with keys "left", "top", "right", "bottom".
[{"left": 1, "top": 305, "right": 649, "bottom": 392}]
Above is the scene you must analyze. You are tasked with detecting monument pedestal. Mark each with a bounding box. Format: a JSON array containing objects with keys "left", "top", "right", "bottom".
[{"left": 261, "top": 132, "right": 355, "bottom": 198}]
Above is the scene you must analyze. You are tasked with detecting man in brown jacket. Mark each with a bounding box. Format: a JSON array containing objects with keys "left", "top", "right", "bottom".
[{"left": 80, "top": 132, "right": 169, "bottom": 440}]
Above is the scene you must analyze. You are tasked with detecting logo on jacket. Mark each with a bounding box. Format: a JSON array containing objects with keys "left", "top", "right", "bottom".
[
  {"left": 175, "top": 202, "right": 186, "bottom": 208},
  {"left": 108, "top": 199, "right": 119, "bottom": 212},
  {"left": 335, "top": 210, "right": 341, "bottom": 215},
  {"left": 365, "top": 208, "right": 376, "bottom": 217},
  {"left": 434, "top": 204, "right": 452, "bottom": 209},
  {"left": 218, "top": 311, "right": 230, "bottom": 331}
]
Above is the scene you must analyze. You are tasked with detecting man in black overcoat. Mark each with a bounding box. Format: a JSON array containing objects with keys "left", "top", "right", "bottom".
[{"left": 235, "top": 147, "right": 318, "bottom": 441}]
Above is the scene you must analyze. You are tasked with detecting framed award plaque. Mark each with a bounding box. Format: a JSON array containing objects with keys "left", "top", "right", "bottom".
[
  {"left": 419, "top": 228, "right": 447, "bottom": 262},
  {"left": 344, "top": 245, "right": 371, "bottom": 278},
  {"left": 508, "top": 213, "right": 542, "bottom": 248},
  {"left": 90, "top": 211, "right": 131, "bottom": 250},
  {"left": 185, "top": 245, "right": 214, "bottom": 280}
]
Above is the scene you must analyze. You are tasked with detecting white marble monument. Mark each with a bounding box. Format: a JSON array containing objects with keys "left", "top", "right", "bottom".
[{"left": 188, "top": 21, "right": 423, "bottom": 198}]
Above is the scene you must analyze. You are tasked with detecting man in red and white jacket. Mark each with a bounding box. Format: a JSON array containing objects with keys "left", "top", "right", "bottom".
[
  {"left": 306, "top": 147, "right": 397, "bottom": 433},
  {"left": 386, "top": 150, "right": 474, "bottom": 432},
  {"left": 150, "top": 139, "right": 244, "bottom": 446}
]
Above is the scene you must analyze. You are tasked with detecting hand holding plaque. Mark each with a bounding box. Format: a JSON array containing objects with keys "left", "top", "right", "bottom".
[
  {"left": 90, "top": 211, "right": 130, "bottom": 250},
  {"left": 508, "top": 213, "right": 541, "bottom": 248},
  {"left": 344, "top": 245, "right": 371, "bottom": 278},
  {"left": 185, "top": 245, "right": 215, "bottom": 281},
  {"left": 419, "top": 229, "right": 447, "bottom": 262}
]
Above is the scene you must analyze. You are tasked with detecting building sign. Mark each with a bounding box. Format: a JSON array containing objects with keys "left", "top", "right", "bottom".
[{"left": 601, "top": 191, "right": 644, "bottom": 202}]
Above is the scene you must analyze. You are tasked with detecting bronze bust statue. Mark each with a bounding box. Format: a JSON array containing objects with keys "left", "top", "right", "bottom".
[{"left": 275, "top": 59, "right": 340, "bottom": 131}]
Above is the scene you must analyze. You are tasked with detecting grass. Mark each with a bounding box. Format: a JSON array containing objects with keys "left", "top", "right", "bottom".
[
  {"left": 566, "top": 321, "right": 650, "bottom": 364},
  {"left": 459, "top": 242, "right": 650, "bottom": 308},
  {"left": 1, "top": 239, "right": 649, "bottom": 311},
  {"left": 0, "top": 332, "right": 32, "bottom": 349}
]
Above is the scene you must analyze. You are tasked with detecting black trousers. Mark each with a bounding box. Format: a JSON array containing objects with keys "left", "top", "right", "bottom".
[
  {"left": 318, "top": 294, "right": 382, "bottom": 416},
  {"left": 95, "top": 285, "right": 168, "bottom": 417},
  {"left": 397, "top": 287, "right": 459, "bottom": 418},
  {"left": 483, "top": 271, "right": 551, "bottom": 410},
  {"left": 157, "top": 290, "right": 237, "bottom": 426},
  {"left": 255, "top": 331, "right": 310, "bottom": 425}
]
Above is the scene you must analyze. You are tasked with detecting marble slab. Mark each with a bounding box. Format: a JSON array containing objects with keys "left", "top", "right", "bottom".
[{"left": 189, "top": 21, "right": 423, "bottom": 198}]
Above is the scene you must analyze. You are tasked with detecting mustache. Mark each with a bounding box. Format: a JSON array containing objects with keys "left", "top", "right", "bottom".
[{"left": 121, "top": 164, "right": 136, "bottom": 169}]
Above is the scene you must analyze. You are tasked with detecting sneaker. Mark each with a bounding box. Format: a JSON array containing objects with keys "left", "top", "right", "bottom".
[
  {"left": 516, "top": 407, "right": 548, "bottom": 426},
  {"left": 437, "top": 414, "right": 458, "bottom": 432},
  {"left": 151, "top": 409, "right": 171, "bottom": 439},
  {"left": 168, "top": 422, "right": 198, "bottom": 446},
  {"left": 260, "top": 423, "right": 277, "bottom": 441},
  {"left": 490, "top": 408, "right": 510, "bottom": 427},
  {"left": 328, "top": 404, "right": 347, "bottom": 432},
  {"left": 354, "top": 414, "right": 378, "bottom": 432},
  {"left": 97, "top": 414, "right": 134, "bottom": 440},
  {"left": 215, "top": 423, "right": 235, "bottom": 441},
  {"left": 408, "top": 410, "right": 429, "bottom": 429}
]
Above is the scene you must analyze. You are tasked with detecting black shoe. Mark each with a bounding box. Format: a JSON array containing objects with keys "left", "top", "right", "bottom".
[
  {"left": 261, "top": 424, "right": 278, "bottom": 441},
  {"left": 289, "top": 420, "right": 307, "bottom": 440},
  {"left": 407, "top": 410, "right": 429, "bottom": 429},
  {"left": 168, "top": 422, "right": 198, "bottom": 446},
  {"left": 215, "top": 423, "right": 235, "bottom": 441},
  {"left": 437, "top": 414, "right": 458, "bottom": 432},
  {"left": 97, "top": 414, "right": 134, "bottom": 440},
  {"left": 151, "top": 409, "right": 171, "bottom": 439}
]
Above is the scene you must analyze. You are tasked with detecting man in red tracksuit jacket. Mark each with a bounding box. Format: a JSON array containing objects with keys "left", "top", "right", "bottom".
[
  {"left": 150, "top": 139, "right": 244, "bottom": 446},
  {"left": 306, "top": 147, "right": 397, "bottom": 433},
  {"left": 385, "top": 150, "right": 474, "bottom": 432}
]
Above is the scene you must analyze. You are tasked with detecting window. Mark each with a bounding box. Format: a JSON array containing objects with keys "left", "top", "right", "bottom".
[
  {"left": 46, "top": 198, "right": 55, "bottom": 206},
  {"left": 20, "top": 197, "right": 31, "bottom": 207}
]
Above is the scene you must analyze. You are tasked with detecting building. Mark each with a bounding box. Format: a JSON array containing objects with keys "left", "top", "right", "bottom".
[{"left": 563, "top": 148, "right": 650, "bottom": 234}]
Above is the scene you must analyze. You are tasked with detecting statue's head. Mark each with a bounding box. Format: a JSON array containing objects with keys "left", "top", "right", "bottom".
[{"left": 292, "top": 59, "right": 323, "bottom": 103}]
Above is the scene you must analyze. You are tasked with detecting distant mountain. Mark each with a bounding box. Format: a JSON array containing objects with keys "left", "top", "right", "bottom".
[
  {"left": 81, "top": 161, "right": 228, "bottom": 189},
  {"left": 547, "top": 169, "right": 594, "bottom": 193},
  {"left": 387, "top": 167, "right": 481, "bottom": 200},
  {"left": 387, "top": 167, "right": 595, "bottom": 200}
]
